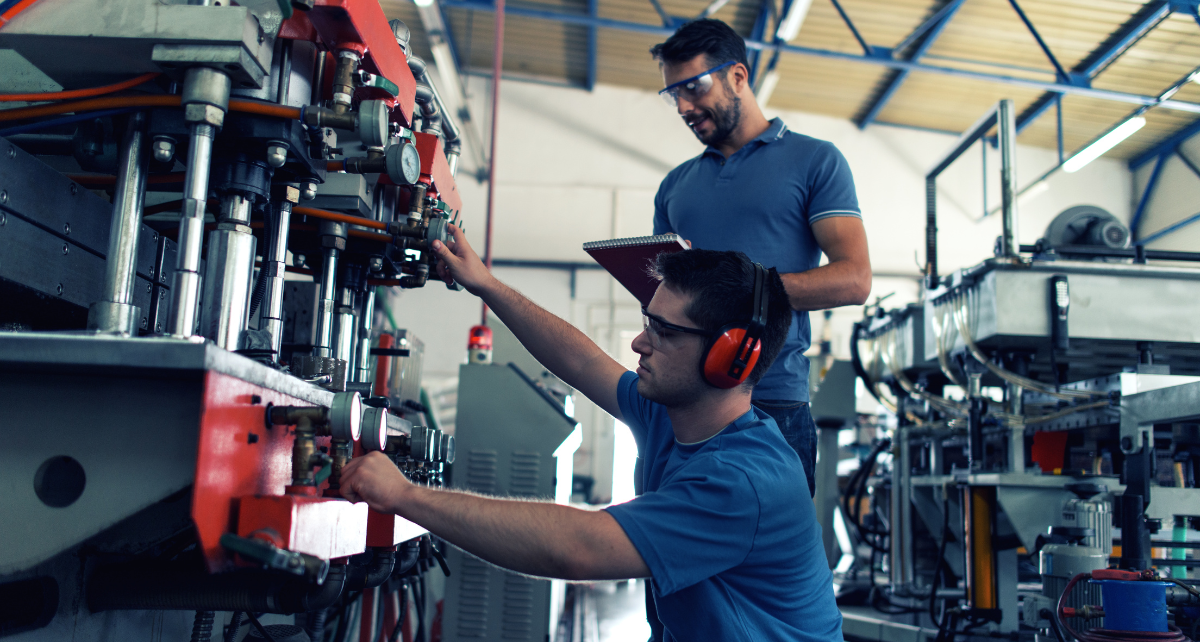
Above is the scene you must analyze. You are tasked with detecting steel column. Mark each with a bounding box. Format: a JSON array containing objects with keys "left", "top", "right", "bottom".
[
  {"left": 259, "top": 197, "right": 294, "bottom": 358},
  {"left": 828, "top": 0, "right": 872, "bottom": 56},
  {"left": 1006, "top": 0, "right": 1069, "bottom": 81},
  {"left": 586, "top": 0, "right": 597, "bottom": 91},
  {"left": 1130, "top": 117, "right": 1200, "bottom": 169},
  {"left": 998, "top": 99, "right": 1020, "bottom": 257},
  {"left": 88, "top": 112, "right": 149, "bottom": 333}
]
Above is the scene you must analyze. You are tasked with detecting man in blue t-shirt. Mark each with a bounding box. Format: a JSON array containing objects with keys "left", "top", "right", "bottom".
[
  {"left": 651, "top": 19, "right": 873, "bottom": 497},
  {"left": 341, "top": 225, "right": 843, "bottom": 641}
]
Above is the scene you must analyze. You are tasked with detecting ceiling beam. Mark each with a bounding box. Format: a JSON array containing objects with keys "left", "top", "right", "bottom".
[
  {"left": 1129, "top": 117, "right": 1200, "bottom": 169},
  {"left": 856, "top": 0, "right": 964, "bottom": 129},
  {"left": 1013, "top": 1, "right": 1172, "bottom": 136},
  {"left": 437, "top": 0, "right": 1200, "bottom": 116},
  {"left": 827, "top": 0, "right": 873, "bottom": 57},
  {"left": 586, "top": 0, "right": 597, "bottom": 90},
  {"left": 1006, "top": 0, "right": 1069, "bottom": 82}
]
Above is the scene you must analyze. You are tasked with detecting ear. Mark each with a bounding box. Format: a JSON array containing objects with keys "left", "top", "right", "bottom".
[{"left": 729, "top": 62, "right": 751, "bottom": 93}]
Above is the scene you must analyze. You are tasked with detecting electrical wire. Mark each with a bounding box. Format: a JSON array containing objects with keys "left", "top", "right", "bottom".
[
  {"left": 294, "top": 205, "right": 389, "bottom": 231},
  {"left": 0, "top": 72, "right": 159, "bottom": 102},
  {"left": 0, "top": 106, "right": 138, "bottom": 137},
  {"left": 388, "top": 581, "right": 409, "bottom": 642},
  {"left": 1056, "top": 572, "right": 1191, "bottom": 642},
  {"left": 0, "top": 0, "right": 39, "bottom": 29}
]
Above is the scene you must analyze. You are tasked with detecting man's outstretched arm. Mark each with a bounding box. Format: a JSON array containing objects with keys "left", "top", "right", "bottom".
[
  {"left": 341, "top": 452, "right": 650, "bottom": 581},
  {"left": 431, "top": 224, "right": 626, "bottom": 421}
]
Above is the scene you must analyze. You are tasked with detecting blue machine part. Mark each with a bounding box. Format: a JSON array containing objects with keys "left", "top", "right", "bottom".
[{"left": 1090, "top": 579, "right": 1172, "bottom": 632}]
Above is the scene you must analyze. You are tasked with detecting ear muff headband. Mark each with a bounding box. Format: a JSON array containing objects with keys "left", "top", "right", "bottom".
[{"left": 700, "top": 263, "right": 769, "bottom": 389}]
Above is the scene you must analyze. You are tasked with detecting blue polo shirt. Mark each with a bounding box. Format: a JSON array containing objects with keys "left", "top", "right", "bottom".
[
  {"left": 653, "top": 118, "right": 861, "bottom": 401},
  {"left": 605, "top": 371, "right": 842, "bottom": 642}
]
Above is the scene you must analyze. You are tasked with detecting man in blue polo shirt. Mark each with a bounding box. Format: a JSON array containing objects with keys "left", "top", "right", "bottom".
[
  {"left": 651, "top": 19, "right": 873, "bottom": 497},
  {"left": 340, "top": 225, "right": 843, "bottom": 641}
]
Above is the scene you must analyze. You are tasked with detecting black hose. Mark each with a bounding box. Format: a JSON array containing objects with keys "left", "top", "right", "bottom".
[
  {"left": 305, "top": 607, "right": 328, "bottom": 642},
  {"left": 88, "top": 563, "right": 346, "bottom": 614},
  {"left": 388, "top": 581, "right": 409, "bottom": 642},
  {"left": 224, "top": 612, "right": 243, "bottom": 642},
  {"left": 191, "top": 610, "right": 215, "bottom": 642},
  {"left": 929, "top": 493, "right": 952, "bottom": 631},
  {"left": 414, "top": 576, "right": 426, "bottom": 642},
  {"left": 850, "top": 322, "right": 884, "bottom": 405},
  {"left": 345, "top": 549, "right": 396, "bottom": 591}
]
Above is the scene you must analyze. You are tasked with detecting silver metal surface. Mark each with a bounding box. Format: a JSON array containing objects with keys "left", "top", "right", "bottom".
[
  {"left": 889, "top": 426, "right": 914, "bottom": 589},
  {"left": 361, "top": 406, "right": 389, "bottom": 452},
  {"left": 90, "top": 112, "right": 148, "bottom": 332},
  {"left": 181, "top": 66, "right": 232, "bottom": 111},
  {"left": 198, "top": 224, "right": 257, "bottom": 350},
  {"left": 334, "top": 304, "right": 356, "bottom": 367},
  {"left": 311, "top": 173, "right": 373, "bottom": 217},
  {"left": 1120, "top": 379, "right": 1200, "bottom": 453},
  {"left": 167, "top": 122, "right": 217, "bottom": 336},
  {"left": 997, "top": 99, "right": 1019, "bottom": 258},
  {"left": 328, "top": 391, "right": 363, "bottom": 442},
  {"left": 259, "top": 199, "right": 293, "bottom": 357},
  {"left": 355, "top": 289, "right": 375, "bottom": 382},
  {"left": 314, "top": 247, "right": 340, "bottom": 357}
]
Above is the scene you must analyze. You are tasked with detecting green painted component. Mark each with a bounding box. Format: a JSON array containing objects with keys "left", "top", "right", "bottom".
[
  {"left": 276, "top": 0, "right": 293, "bottom": 20},
  {"left": 364, "top": 74, "right": 400, "bottom": 98},
  {"left": 315, "top": 464, "right": 331, "bottom": 485}
]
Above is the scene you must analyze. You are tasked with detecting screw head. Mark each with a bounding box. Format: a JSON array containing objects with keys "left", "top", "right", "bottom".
[
  {"left": 61, "top": 243, "right": 69, "bottom": 255},
  {"left": 69, "top": 184, "right": 77, "bottom": 196},
  {"left": 56, "top": 283, "right": 63, "bottom": 295},
  {"left": 6, "top": 146, "right": 14, "bottom": 159},
  {"left": 301, "top": 182, "right": 318, "bottom": 201},
  {"left": 266, "top": 144, "right": 288, "bottom": 168},
  {"left": 0, "top": 212, "right": 6, "bottom": 226},
  {"left": 152, "top": 138, "right": 176, "bottom": 163},
  {"left": 0, "top": 190, "right": 7, "bottom": 204},
  {"left": 63, "top": 223, "right": 70, "bottom": 235},
  {"left": 147, "top": 283, "right": 152, "bottom": 293}
]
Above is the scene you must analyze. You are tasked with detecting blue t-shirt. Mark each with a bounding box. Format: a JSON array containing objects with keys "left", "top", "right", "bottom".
[
  {"left": 653, "top": 118, "right": 861, "bottom": 402},
  {"left": 605, "top": 371, "right": 842, "bottom": 642}
]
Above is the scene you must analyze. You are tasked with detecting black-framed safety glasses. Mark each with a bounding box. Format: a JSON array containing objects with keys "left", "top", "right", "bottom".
[
  {"left": 641, "top": 307, "right": 713, "bottom": 348},
  {"left": 658, "top": 61, "right": 734, "bottom": 108}
]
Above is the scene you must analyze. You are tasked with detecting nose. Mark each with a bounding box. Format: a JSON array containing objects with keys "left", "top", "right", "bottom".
[
  {"left": 631, "top": 329, "right": 653, "bottom": 356},
  {"left": 676, "top": 96, "right": 694, "bottom": 115}
]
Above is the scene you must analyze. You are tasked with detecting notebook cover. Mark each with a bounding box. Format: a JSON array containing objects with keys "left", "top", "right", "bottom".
[{"left": 582, "top": 234, "right": 689, "bottom": 305}]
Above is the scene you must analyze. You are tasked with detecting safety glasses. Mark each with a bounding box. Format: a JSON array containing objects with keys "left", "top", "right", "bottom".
[
  {"left": 658, "top": 61, "right": 734, "bottom": 108},
  {"left": 641, "top": 307, "right": 713, "bottom": 348}
]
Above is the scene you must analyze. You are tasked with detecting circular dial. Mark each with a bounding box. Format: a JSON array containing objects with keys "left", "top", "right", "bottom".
[{"left": 400, "top": 141, "right": 421, "bottom": 184}]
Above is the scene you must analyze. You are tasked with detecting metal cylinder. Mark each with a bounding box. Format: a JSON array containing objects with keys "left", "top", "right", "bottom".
[
  {"left": 997, "top": 98, "right": 1020, "bottom": 258},
  {"left": 1041, "top": 544, "right": 1106, "bottom": 632},
  {"left": 334, "top": 288, "right": 357, "bottom": 367},
  {"left": 1063, "top": 497, "right": 1113, "bottom": 555},
  {"left": 259, "top": 199, "right": 293, "bottom": 357},
  {"left": 446, "top": 150, "right": 460, "bottom": 177},
  {"left": 89, "top": 112, "right": 148, "bottom": 333},
  {"left": 167, "top": 123, "right": 217, "bottom": 336},
  {"left": 889, "top": 426, "right": 914, "bottom": 589},
  {"left": 314, "top": 247, "right": 340, "bottom": 357},
  {"left": 199, "top": 195, "right": 257, "bottom": 350},
  {"left": 182, "top": 67, "right": 232, "bottom": 111},
  {"left": 356, "top": 289, "right": 376, "bottom": 383}
]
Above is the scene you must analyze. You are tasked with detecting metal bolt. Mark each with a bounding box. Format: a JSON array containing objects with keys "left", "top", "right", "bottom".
[
  {"left": 294, "top": 253, "right": 306, "bottom": 267},
  {"left": 56, "top": 283, "right": 63, "bottom": 295},
  {"left": 152, "top": 137, "right": 176, "bottom": 163},
  {"left": 6, "top": 146, "right": 13, "bottom": 159},
  {"left": 62, "top": 244, "right": 69, "bottom": 255},
  {"left": 301, "top": 182, "right": 318, "bottom": 201},
  {"left": 266, "top": 144, "right": 288, "bottom": 168},
  {"left": 155, "top": 322, "right": 162, "bottom": 332},
  {"left": 1121, "top": 436, "right": 1133, "bottom": 451},
  {"left": 153, "top": 232, "right": 159, "bottom": 242},
  {"left": 369, "top": 256, "right": 383, "bottom": 273},
  {"left": 141, "top": 316, "right": 148, "bottom": 329},
  {"left": 0, "top": 190, "right": 7, "bottom": 204},
  {"left": 63, "top": 223, "right": 70, "bottom": 236},
  {"left": 160, "top": 290, "right": 166, "bottom": 300},
  {"left": 147, "top": 283, "right": 152, "bottom": 293},
  {"left": 0, "top": 212, "right": 5, "bottom": 226}
]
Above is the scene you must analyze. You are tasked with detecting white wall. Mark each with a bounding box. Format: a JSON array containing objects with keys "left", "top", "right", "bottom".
[{"left": 384, "top": 75, "right": 1132, "bottom": 500}]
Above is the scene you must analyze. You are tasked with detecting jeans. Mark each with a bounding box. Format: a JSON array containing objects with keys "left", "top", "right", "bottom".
[{"left": 752, "top": 399, "right": 817, "bottom": 498}]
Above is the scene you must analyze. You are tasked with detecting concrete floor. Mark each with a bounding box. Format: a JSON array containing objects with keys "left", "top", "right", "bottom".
[{"left": 566, "top": 579, "right": 651, "bottom": 642}]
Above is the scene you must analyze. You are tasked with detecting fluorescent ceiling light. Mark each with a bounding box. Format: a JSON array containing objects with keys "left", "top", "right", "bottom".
[
  {"left": 775, "top": 0, "right": 813, "bottom": 42},
  {"left": 1063, "top": 116, "right": 1146, "bottom": 173},
  {"left": 414, "top": 0, "right": 434, "bottom": 8},
  {"left": 756, "top": 69, "right": 780, "bottom": 108}
]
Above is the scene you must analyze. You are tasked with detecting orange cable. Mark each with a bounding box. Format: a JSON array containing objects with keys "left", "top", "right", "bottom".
[
  {"left": 0, "top": 95, "right": 303, "bottom": 123},
  {"left": 0, "top": 0, "right": 40, "bottom": 29},
  {"left": 0, "top": 72, "right": 160, "bottom": 102},
  {"left": 293, "top": 205, "right": 388, "bottom": 231}
]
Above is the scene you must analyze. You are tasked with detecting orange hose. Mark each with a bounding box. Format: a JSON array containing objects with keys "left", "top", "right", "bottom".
[
  {"left": 327, "top": 161, "right": 345, "bottom": 172},
  {"left": 0, "top": 72, "right": 160, "bottom": 102},
  {"left": 293, "top": 205, "right": 388, "bottom": 231},
  {"left": 0, "top": 95, "right": 302, "bottom": 123},
  {"left": 0, "top": 0, "right": 40, "bottom": 29},
  {"left": 350, "top": 229, "right": 392, "bottom": 243}
]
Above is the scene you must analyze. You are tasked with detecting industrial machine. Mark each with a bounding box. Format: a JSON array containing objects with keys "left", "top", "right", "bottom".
[
  {"left": 0, "top": 1, "right": 464, "bottom": 640},
  {"left": 842, "top": 100, "right": 1200, "bottom": 641}
]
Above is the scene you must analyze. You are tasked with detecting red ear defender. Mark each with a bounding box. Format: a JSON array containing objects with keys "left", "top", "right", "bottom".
[
  {"left": 698, "top": 263, "right": 770, "bottom": 389},
  {"left": 702, "top": 326, "right": 762, "bottom": 388}
]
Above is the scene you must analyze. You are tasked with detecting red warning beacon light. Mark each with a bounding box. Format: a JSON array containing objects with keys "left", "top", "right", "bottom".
[{"left": 468, "top": 325, "right": 493, "bottom": 365}]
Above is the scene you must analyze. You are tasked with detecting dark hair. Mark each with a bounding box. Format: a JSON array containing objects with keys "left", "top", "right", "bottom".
[
  {"left": 651, "top": 249, "right": 792, "bottom": 387},
  {"left": 649, "top": 19, "right": 748, "bottom": 71}
]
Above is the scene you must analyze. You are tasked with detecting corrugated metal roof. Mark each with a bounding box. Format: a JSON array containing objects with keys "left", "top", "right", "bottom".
[{"left": 382, "top": 0, "right": 1200, "bottom": 160}]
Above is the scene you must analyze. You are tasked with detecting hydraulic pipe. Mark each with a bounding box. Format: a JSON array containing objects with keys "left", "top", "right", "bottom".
[
  {"left": 889, "top": 426, "right": 914, "bottom": 590},
  {"left": 997, "top": 98, "right": 1020, "bottom": 258},
  {"left": 334, "top": 287, "right": 357, "bottom": 367},
  {"left": 406, "top": 56, "right": 460, "bottom": 150},
  {"left": 963, "top": 485, "right": 999, "bottom": 610},
  {"left": 260, "top": 189, "right": 297, "bottom": 358},
  {"left": 200, "top": 194, "right": 257, "bottom": 350},
  {"left": 168, "top": 67, "right": 231, "bottom": 336},
  {"left": 356, "top": 289, "right": 375, "bottom": 383},
  {"left": 89, "top": 112, "right": 149, "bottom": 333}
]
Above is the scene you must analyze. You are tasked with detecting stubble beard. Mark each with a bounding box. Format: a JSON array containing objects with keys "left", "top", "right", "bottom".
[{"left": 694, "top": 91, "right": 742, "bottom": 148}]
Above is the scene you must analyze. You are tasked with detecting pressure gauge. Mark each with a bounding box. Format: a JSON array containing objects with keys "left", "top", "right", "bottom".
[{"left": 386, "top": 139, "right": 421, "bottom": 185}]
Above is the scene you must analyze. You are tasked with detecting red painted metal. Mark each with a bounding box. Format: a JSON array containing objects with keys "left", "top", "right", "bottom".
[
  {"left": 294, "top": 0, "right": 418, "bottom": 127},
  {"left": 366, "top": 510, "right": 427, "bottom": 548},
  {"left": 360, "top": 587, "right": 377, "bottom": 642},
  {"left": 413, "top": 132, "right": 462, "bottom": 213},
  {"left": 237, "top": 494, "right": 369, "bottom": 560},
  {"left": 192, "top": 371, "right": 327, "bottom": 572},
  {"left": 373, "top": 333, "right": 394, "bottom": 398}
]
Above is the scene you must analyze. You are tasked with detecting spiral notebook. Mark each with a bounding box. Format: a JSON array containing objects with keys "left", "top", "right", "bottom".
[{"left": 583, "top": 233, "right": 689, "bottom": 305}]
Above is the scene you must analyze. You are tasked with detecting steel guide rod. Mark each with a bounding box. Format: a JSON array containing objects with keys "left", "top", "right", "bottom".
[
  {"left": 260, "top": 195, "right": 294, "bottom": 358},
  {"left": 89, "top": 111, "right": 149, "bottom": 333}
]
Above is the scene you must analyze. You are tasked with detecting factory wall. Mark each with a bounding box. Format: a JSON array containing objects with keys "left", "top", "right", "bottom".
[
  {"left": 383, "top": 76, "right": 1132, "bottom": 501},
  {"left": 1132, "top": 133, "right": 1200, "bottom": 252}
]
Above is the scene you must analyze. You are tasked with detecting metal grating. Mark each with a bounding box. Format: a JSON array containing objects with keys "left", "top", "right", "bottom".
[
  {"left": 509, "top": 451, "right": 541, "bottom": 496},
  {"left": 466, "top": 449, "right": 499, "bottom": 493}
]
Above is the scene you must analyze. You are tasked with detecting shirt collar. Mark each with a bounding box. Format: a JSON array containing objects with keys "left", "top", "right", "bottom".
[{"left": 702, "top": 117, "right": 788, "bottom": 158}]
